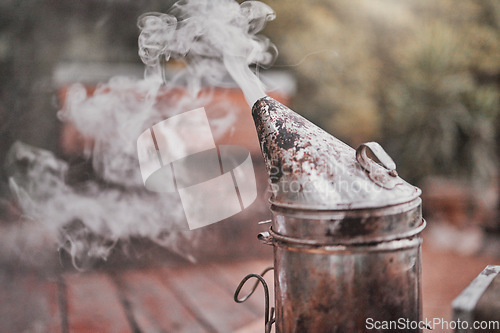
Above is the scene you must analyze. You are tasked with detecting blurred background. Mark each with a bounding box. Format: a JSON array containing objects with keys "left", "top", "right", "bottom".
[{"left": 0, "top": 0, "right": 500, "bottom": 332}]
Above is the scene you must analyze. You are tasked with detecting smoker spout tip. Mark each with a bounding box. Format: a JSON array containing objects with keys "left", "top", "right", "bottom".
[
  {"left": 251, "top": 95, "right": 277, "bottom": 118},
  {"left": 252, "top": 95, "right": 272, "bottom": 108}
]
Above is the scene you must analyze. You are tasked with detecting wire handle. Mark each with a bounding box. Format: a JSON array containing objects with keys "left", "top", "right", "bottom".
[{"left": 234, "top": 266, "right": 275, "bottom": 333}]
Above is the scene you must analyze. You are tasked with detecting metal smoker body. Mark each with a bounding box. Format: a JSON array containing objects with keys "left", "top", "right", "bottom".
[{"left": 244, "top": 97, "right": 425, "bottom": 333}]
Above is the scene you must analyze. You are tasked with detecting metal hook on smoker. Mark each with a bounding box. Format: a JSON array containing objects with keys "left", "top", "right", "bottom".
[
  {"left": 356, "top": 142, "right": 397, "bottom": 175},
  {"left": 234, "top": 266, "right": 275, "bottom": 333},
  {"left": 356, "top": 142, "right": 403, "bottom": 189}
]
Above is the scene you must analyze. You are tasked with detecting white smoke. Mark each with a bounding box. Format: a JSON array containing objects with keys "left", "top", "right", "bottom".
[
  {"left": 138, "top": 0, "right": 276, "bottom": 105},
  {"left": 4, "top": 0, "right": 277, "bottom": 269}
]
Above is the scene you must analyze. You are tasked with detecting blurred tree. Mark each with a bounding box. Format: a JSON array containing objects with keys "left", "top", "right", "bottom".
[
  {"left": 265, "top": 0, "right": 500, "bottom": 189},
  {"left": 382, "top": 1, "right": 500, "bottom": 187}
]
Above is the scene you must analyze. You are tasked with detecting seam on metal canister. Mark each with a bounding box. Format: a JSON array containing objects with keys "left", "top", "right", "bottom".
[{"left": 267, "top": 219, "right": 425, "bottom": 253}]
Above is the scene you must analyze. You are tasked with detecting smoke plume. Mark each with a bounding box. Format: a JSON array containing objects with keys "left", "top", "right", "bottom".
[
  {"left": 138, "top": 0, "right": 276, "bottom": 105},
  {"left": 4, "top": 0, "right": 277, "bottom": 269}
]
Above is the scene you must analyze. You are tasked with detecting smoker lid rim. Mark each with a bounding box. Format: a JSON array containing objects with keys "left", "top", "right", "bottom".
[
  {"left": 267, "top": 185, "right": 422, "bottom": 211},
  {"left": 270, "top": 196, "right": 421, "bottom": 216}
]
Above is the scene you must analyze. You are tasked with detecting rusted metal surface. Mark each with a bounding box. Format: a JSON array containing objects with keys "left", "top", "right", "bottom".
[
  {"left": 274, "top": 239, "right": 421, "bottom": 333},
  {"left": 246, "top": 96, "right": 426, "bottom": 332},
  {"left": 252, "top": 96, "right": 421, "bottom": 210},
  {"left": 263, "top": 207, "right": 425, "bottom": 333},
  {"left": 268, "top": 224, "right": 423, "bottom": 333},
  {"left": 270, "top": 199, "right": 423, "bottom": 245}
]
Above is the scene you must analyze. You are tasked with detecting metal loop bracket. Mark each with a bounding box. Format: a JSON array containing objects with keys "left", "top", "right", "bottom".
[{"left": 356, "top": 142, "right": 403, "bottom": 189}]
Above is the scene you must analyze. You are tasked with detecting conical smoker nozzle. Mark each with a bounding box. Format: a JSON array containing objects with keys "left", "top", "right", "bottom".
[{"left": 251, "top": 96, "right": 420, "bottom": 210}]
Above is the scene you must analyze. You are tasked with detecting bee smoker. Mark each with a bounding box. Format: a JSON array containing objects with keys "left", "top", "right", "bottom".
[{"left": 235, "top": 96, "right": 425, "bottom": 333}]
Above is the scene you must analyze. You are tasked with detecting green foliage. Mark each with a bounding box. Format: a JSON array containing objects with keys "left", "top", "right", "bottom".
[
  {"left": 385, "top": 19, "right": 500, "bottom": 186},
  {"left": 265, "top": 0, "right": 500, "bottom": 186}
]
